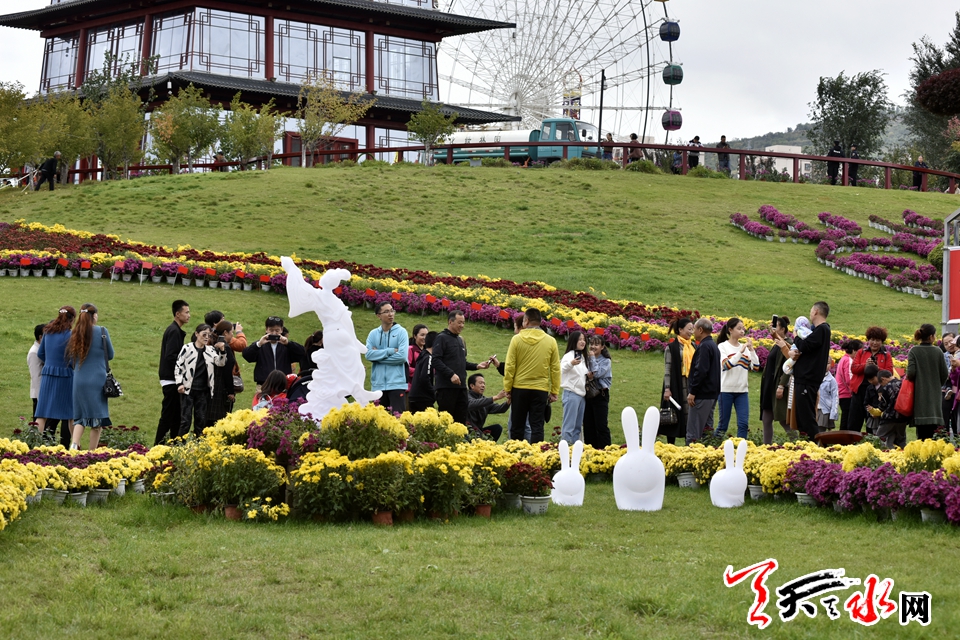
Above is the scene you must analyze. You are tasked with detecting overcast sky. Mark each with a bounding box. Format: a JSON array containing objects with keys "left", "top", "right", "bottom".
[{"left": 1, "top": 0, "right": 958, "bottom": 143}]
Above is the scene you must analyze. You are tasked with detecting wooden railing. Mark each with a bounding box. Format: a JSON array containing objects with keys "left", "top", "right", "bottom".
[{"left": 61, "top": 142, "right": 960, "bottom": 193}]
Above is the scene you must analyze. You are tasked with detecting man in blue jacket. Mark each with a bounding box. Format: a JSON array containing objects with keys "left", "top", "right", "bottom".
[
  {"left": 686, "top": 317, "right": 721, "bottom": 444},
  {"left": 365, "top": 302, "right": 408, "bottom": 414}
]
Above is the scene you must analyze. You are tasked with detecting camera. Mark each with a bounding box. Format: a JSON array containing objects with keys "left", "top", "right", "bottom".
[
  {"left": 771, "top": 314, "right": 779, "bottom": 328},
  {"left": 266, "top": 334, "right": 280, "bottom": 342}
]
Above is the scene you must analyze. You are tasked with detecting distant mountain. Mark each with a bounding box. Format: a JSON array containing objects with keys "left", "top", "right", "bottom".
[{"left": 724, "top": 110, "right": 912, "bottom": 153}]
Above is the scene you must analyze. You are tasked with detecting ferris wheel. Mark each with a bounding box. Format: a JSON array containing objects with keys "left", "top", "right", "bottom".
[{"left": 437, "top": 0, "right": 682, "bottom": 142}]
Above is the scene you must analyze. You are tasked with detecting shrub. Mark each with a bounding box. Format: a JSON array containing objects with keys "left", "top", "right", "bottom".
[
  {"left": 399, "top": 408, "right": 468, "bottom": 453},
  {"left": 351, "top": 451, "right": 412, "bottom": 513},
  {"left": 319, "top": 403, "right": 409, "bottom": 460},
  {"left": 290, "top": 449, "right": 354, "bottom": 520},
  {"left": 245, "top": 399, "right": 318, "bottom": 467},
  {"left": 553, "top": 157, "right": 620, "bottom": 171},
  {"left": 625, "top": 159, "right": 661, "bottom": 174},
  {"left": 927, "top": 242, "right": 944, "bottom": 271},
  {"left": 481, "top": 157, "right": 512, "bottom": 168},
  {"left": 687, "top": 165, "right": 729, "bottom": 179}
]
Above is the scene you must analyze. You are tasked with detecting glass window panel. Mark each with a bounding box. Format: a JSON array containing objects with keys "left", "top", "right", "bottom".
[
  {"left": 152, "top": 11, "right": 193, "bottom": 74},
  {"left": 86, "top": 21, "right": 143, "bottom": 77},
  {"left": 194, "top": 9, "right": 263, "bottom": 78},
  {"left": 374, "top": 35, "right": 436, "bottom": 99},
  {"left": 40, "top": 34, "right": 78, "bottom": 93},
  {"left": 275, "top": 20, "right": 364, "bottom": 91}
]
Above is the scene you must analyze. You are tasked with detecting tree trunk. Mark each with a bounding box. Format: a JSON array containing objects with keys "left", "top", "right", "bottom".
[
  {"left": 60, "top": 160, "right": 70, "bottom": 186},
  {"left": 301, "top": 146, "right": 307, "bottom": 168},
  {"left": 265, "top": 151, "right": 273, "bottom": 170}
]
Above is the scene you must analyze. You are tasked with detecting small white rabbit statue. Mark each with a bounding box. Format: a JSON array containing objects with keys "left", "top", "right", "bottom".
[
  {"left": 612, "top": 406, "right": 664, "bottom": 511},
  {"left": 551, "top": 440, "right": 585, "bottom": 506},
  {"left": 710, "top": 439, "right": 748, "bottom": 508}
]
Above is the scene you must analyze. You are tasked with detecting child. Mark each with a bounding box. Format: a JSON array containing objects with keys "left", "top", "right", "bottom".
[
  {"left": 861, "top": 363, "right": 881, "bottom": 435},
  {"left": 876, "top": 370, "right": 907, "bottom": 449},
  {"left": 817, "top": 361, "right": 838, "bottom": 431}
]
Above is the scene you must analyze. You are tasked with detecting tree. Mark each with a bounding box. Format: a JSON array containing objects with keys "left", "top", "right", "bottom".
[
  {"left": 35, "top": 93, "right": 97, "bottom": 184},
  {"left": 0, "top": 82, "right": 39, "bottom": 176},
  {"left": 407, "top": 99, "right": 458, "bottom": 165},
  {"left": 807, "top": 70, "right": 893, "bottom": 158},
  {"left": 90, "top": 85, "right": 147, "bottom": 179},
  {"left": 151, "top": 84, "right": 222, "bottom": 172},
  {"left": 296, "top": 73, "right": 373, "bottom": 167},
  {"left": 220, "top": 92, "right": 282, "bottom": 170}
]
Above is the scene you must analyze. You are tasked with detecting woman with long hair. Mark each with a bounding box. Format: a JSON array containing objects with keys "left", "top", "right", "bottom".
[
  {"left": 206, "top": 320, "right": 239, "bottom": 427},
  {"left": 907, "top": 323, "right": 949, "bottom": 440},
  {"left": 848, "top": 327, "right": 894, "bottom": 434},
  {"left": 35, "top": 306, "right": 76, "bottom": 444},
  {"left": 300, "top": 330, "right": 324, "bottom": 372},
  {"left": 408, "top": 324, "right": 428, "bottom": 390},
  {"left": 175, "top": 323, "right": 227, "bottom": 437},
  {"left": 66, "top": 303, "right": 113, "bottom": 450},
  {"left": 583, "top": 334, "right": 612, "bottom": 448},
  {"left": 559, "top": 331, "right": 590, "bottom": 444},
  {"left": 253, "top": 369, "right": 291, "bottom": 409},
  {"left": 661, "top": 317, "right": 694, "bottom": 445},
  {"left": 760, "top": 315, "right": 793, "bottom": 444},
  {"left": 716, "top": 317, "right": 760, "bottom": 438}
]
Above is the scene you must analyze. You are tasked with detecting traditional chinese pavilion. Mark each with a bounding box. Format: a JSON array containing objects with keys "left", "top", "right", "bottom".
[{"left": 0, "top": 0, "right": 517, "bottom": 156}]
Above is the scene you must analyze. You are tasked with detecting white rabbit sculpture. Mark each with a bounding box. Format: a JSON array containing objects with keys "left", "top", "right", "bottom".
[
  {"left": 551, "top": 440, "right": 585, "bottom": 506},
  {"left": 710, "top": 439, "right": 748, "bottom": 508},
  {"left": 612, "top": 406, "right": 664, "bottom": 511}
]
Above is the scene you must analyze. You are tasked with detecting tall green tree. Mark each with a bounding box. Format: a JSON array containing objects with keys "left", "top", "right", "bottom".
[
  {"left": 151, "top": 84, "right": 221, "bottom": 172},
  {"left": 296, "top": 73, "right": 373, "bottom": 167},
  {"left": 36, "top": 93, "right": 97, "bottom": 184},
  {"left": 407, "top": 99, "right": 458, "bottom": 166},
  {"left": 220, "top": 93, "right": 282, "bottom": 170},
  {"left": 0, "top": 82, "right": 38, "bottom": 176},
  {"left": 91, "top": 86, "right": 147, "bottom": 179},
  {"left": 807, "top": 70, "right": 893, "bottom": 157}
]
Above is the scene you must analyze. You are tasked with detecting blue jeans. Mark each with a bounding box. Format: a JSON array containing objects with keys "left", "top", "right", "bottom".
[
  {"left": 717, "top": 392, "right": 750, "bottom": 438},
  {"left": 560, "top": 390, "right": 586, "bottom": 444}
]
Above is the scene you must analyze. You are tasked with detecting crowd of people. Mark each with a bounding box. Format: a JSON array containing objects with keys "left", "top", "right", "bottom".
[{"left": 28, "top": 295, "right": 951, "bottom": 452}]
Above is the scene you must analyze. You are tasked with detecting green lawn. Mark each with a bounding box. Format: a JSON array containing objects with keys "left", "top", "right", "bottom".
[
  {"left": 1, "top": 484, "right": 954, "bottom": 639},
  {"left": 2, "top": 166, "right": 957, "bottom": 638}
]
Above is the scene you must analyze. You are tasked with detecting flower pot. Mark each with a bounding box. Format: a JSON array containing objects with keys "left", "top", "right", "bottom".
[
  {"left": 796, "top": 492, "right": 817, "bottom": 506},
  {"left": 521, "top": 495, "right": 551, "bottom": 515},
  {"left": 677, "top": 471, "right": 697, "bottom": 488},
  {"left": 113, "top": 478, "right": 126, "bottom": 497},
  {"left": 209, "top": 281, "right": 219, "bottom": 288},
  {"left": 833, "top": 500, "right": 845, "bottom": 513},
  {"left": 25, "top": 491, "right": 41, "bottom": 505},
  {"left": 224, "top": 505, "right": 243, "bottom": 520},
  {"left": 131, "top": 478, "right": 145, "bottom": 494},
  {"left": 80, "top": 270, "right": 90, "bottom": 278},
  {"left": 261, "top": 284, "right": 271, "bottom": 292},
  {"left": 232, "top": 281, "right": 242, "bottom": 290},
  {"left": 151, "top": 491, "right": 175, "bottom": 505},
  {"left": 935, "top": 293, "right": 943, "bottom": 301},
  {"left": 501, "top": 492, "right": 522, "bottom": 510},
  {"left": 64, "top": 270, "right": 74, "bottom": 278},
  {"left": 181, "top": 278, "right": 192, "bottom": 286},
  {"left": 779, "top": 237, "right": 787, "bottom": 243},
  {"left": 194, "top": 278, "right": 204, "bottom": 287},
  {"left": 32, "top": 269, "right": 43, "bottom": 277},
  {"left": 395, "top": 509, "right": 415, "bottom": 523},
  {"left": 920, "top": 508, "right": 946, "bottom": 524},
  {"left": 0, "top": 269, "right": 5, "bottom": 276},
  {"left": 51, "top": 489, "right": 68, "bottom": 505},
  {"left": 138, "top": 274, "right": 148, "bottom": 283},
  {"left": 19, "top": 268, "right": 29, "bottom": 276},
  {"left": 372, "top": 510, "right": 394, "bottom": 526},
  {"left": 748, "top": 485, "right": 765, "bottom": 500},
  {"left": 474, "top": 504, "right": 492, "bottom": 518},
  {"left": 165, "top": 276, "right": 177, "bottom": 284},
  {"left": 121, "top": 273, "right": 132, "bottom": 282},
  {"left": 243, "top": 283, "right": 253, "bottom": 291},
  {"left": 89, "top": 488, "right": 111, "bottom": 504},
  {"left": 68, "top": 491, "right": 89, "bottom": 507},
  {"left": 151, "top": 275, "right": 162, "bottom": 283},
  {"left": 92, "top": 271, "right": 104, "bottom": 279}
]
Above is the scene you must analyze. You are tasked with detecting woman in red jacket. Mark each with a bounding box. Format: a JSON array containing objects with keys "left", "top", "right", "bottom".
[{"left": 848, "top": 327, "right": 894, "bottom": 433}]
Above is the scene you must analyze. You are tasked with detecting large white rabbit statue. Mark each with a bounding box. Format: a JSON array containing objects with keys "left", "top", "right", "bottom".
[
  {"left": 710, "top": 439, "right": 748, "bottom": 508},
  {"left": 551, "top": 440, "right": 585, "bottom": 506},
  {"left": 612, "top": 407, "right": 664, "bottom": 511}
]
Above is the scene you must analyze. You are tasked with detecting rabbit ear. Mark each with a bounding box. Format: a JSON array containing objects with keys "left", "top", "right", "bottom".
[
  {"left": 621, "top": 407, "right": 640, "bottom": 452},
  {"left": 735, "top": 439, "right": 748, "bottom": 469},
  {"left": 571, "top": 440, "right": 584, "bottom": 471},
  {"left": 641, "top": 406, "right": 660, "bottom": 452},
  {"left": 723, "top": 439, "right": 735, "bottom": 469},
  {"left": 558, "top": 440, "right": 569, "bottom": 470}
]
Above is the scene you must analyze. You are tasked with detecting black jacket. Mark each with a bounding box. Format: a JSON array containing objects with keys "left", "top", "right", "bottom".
[
  {"left": 432, "top": 329, "right": 477, "bottom": 390},
  {"left": 242, "top": 339, "right": 305, "bottom": 384},
  {"left": 40, "top": 157, "right": 58, "bottom": 175},
  {"left": 409, "top": 350, "right": 436, "bottom": 404},
  {"left": 159, "top": 321, "right": 186, "bottom": 381},
  {"left": 826, "top": 145, "right": 843, "bottom": 172},
  {"left": 468, "top": 389, "right": 510, "bottom": 429},
  {"left": 688, "top": 336, "right": 721, "bottom": 400},
  {"left": 792, "top": 323, "right": 832, "bottom": 388}
]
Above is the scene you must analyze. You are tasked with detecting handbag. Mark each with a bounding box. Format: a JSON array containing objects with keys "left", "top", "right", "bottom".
[
  {"left": 101, "top": 328, "right": 123, "bottom": 398},
  {"left": 233, "top": 374, "right": 244, "bottom": 394},
  {"left": 659, "top": 407, "right": 677, "bottom": 427},
  {"left": 894, "top": 378, "right": 914, "bottom": 417},
  {"left": 585, "top": 378, "right": 601, "bottom": 399}
]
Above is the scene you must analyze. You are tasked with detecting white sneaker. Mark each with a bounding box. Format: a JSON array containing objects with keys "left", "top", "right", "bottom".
[{"left": 69, "top": 442, "right": 79, "bottom": 451}]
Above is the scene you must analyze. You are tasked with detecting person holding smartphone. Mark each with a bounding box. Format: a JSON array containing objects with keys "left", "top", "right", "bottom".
[
  {"left": 559, "top": 331, "right": 590, "bottom": 444},
  {"left": 848, "top": 326, "right": 893, "bottom": 434},
  {"left": 206, "top": 320, "right": 239, "bottom": 427},
  {"left": 242, "top": 316, "right": 305, "bottom": 392}
]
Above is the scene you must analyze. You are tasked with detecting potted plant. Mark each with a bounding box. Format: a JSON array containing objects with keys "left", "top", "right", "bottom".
[
  {"left": 504, "top": 462, "right": 553, "bottom": 515},
  {"left": 290, "top": 449, "right": 354, "bottom": 522},
  {"left": 865, "top": 463, "right": 904, "bottom": 519},
  {"left": 160, "top": 262, "right": 180, "bottom": 284},
  {"left": 351, "top": 451, "right": 410, "bottom": 525},
  {"left": 191, "top": 266, "right": 207, "bottom": 287},
  {"left": 804, "top": 462, "right": 844, "bottom": 510},
  {"left": 243, "top": 271, "right": 257, "bottom": 291},
  {"left": 904, "top": 470, "right": 952, "bottom": 523},
  {"left": 208, "top": 444, "right": 286, "bottom": 515},
  {"left": 783, "top": 456, "right": 820, "bottom": 505},
  {"left": 416, "top": 448, "right": 473, "bottom": 519}
]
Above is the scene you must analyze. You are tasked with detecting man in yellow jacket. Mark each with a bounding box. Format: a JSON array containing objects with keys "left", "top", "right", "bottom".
[{"left": 504, "top": 308, "right": 561, "bottom": 443}]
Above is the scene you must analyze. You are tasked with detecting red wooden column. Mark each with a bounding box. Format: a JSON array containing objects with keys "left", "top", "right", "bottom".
[
  {"left": 841, "top": 162, "right": 848, "bottom": 186},
  {"left": 950, "top": 177, "right": 956, "bottom": 194},
  {"left": 793, "top": 157, "right": 799, "bottom": 183},
  {"left": 365, "top": 31, "right": 375, "bottom": 94},
  {"left": 264, "top": 16, "right": 274, "bottom": 81},
  {"left": 739, "top": 154, "right": 746, "bottom": 180},
  {"left": 73, "top": 28, "right": 88, "bottom": 89},
  {"left": 885, "top": 167, "right": 892, "bottom": 189},
  {"left": 365, "top": 125, "right": 376, "bottom": 159},
  {"left": 921, "top": 173, "right": 928, "bottom": 192},
  {"left": 140, "top": 15, "right": 153, "bottom": 76}
]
